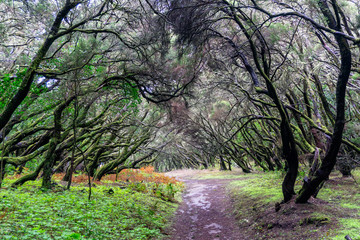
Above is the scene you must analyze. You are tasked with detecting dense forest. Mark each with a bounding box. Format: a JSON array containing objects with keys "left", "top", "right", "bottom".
[{"left": 1, "top": 0, "right": 360, "bottom": 239}]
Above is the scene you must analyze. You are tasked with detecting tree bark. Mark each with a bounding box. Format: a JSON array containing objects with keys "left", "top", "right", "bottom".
[
  {"left": 296, "top": 0, "right": 352, "bottom": 203},
  {"left": 219, "top": 155, "right": 228, "bottom": 171},
  {"left": 94, "top": 135, "right": 150, "bottom": 181},
  {"left": 222, "top": 1, "right": 299, "bottom": 202},
  {"left": 42, "top": 96, "right": 75, "bottom": 189}
]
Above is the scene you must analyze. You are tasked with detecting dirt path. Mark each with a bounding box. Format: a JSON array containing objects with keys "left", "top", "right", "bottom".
[{"left": 166, "top": 172, "right": 245, "bottom": 240}]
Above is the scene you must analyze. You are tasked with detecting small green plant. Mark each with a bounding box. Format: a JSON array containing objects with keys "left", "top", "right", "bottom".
[{"left": 0, "top": 179, "right": 178, "bottom": 240}]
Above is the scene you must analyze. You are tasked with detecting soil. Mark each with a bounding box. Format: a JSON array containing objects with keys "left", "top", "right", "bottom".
[{"left": 165, "top": 170, "right": 245, "bottom": 240}]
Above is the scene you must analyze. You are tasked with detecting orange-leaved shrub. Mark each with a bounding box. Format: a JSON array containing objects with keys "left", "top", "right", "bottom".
[{"left": 52, "top": 166, "right": 181, "bottom": 185}]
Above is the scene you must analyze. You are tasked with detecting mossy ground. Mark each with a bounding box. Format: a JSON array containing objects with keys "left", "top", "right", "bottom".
[
  {"left": 169, "top": 167, "right": 250, "bottom": 180},
  {"left": 190, "top": 167, "right": 360, "bottom": 240},
  {"left": 0, "top": 169, "right": 183, "bottom": 240},
  {"left": 231, "top": 169, "right": 360, "bottom": 240}
]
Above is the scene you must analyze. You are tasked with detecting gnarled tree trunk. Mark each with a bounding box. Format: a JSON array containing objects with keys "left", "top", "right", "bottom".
[{"left": 296, "top": 0, "right": 352, "bottom": 203}]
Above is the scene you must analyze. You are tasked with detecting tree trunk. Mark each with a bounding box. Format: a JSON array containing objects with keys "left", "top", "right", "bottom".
[
  {"left": 11, "top": 159, "right": 46, "bottom": 187},
  {"left": 94, "top": 135, "right": 149, "bottom": 180},
  {"left": 223, "top": 2, "right": 299, "bottom": 202},
  {"left": 0, "top": 160, "right": 5, "bottom": 188},
  {"left": 279, "top": 120, "right": 299, "bottom": 202},
  {"left": 219, "top": 155, "right": 227, "bottom": 171},
  {"left": 296, "top": 0, "right": 352, "bottom": 203},
  {"left": 227, "top": 159, "right": 232, "bottom": 171},
  {"left": 42, "top": 97, "right": 75, "bottom": 189}
]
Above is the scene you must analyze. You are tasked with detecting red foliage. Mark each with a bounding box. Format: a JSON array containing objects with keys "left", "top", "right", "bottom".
[
  {"left": 52, "top": 166, "right": 180, "bottom": 185},
  {"left": 52, "top": 173, "right": 103, "bottom": 185},
  {"left": 103, "top": 166, "right": 179, "bottom": 184}
]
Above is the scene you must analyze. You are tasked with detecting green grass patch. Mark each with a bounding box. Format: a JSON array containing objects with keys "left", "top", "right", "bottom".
[
  {"left": 353, "top": 168, "right": 360, "bottom": 180},
  {"left": 189, "top": 168, "right": 248, "bottom": 180},
  {"left": 0, "top": 180, "right": 178, "bottom": 240},
  {"left": 229, "top": 171, "right": 284, "bottom": 203},
  {"left": 340, "top": 202, "right": 360, "bottom": 210},
  {"left": 226, "top": 169, "right": 360, "bottom": 240},
  {"left": 197, "top": 172, "right": 249, "bottom": 180},
  {"left": 330, "top": 218, "right": 360, "bottom": 240},
  {"left": 317, "top": 169, "right": 360, "bottom": 240}
]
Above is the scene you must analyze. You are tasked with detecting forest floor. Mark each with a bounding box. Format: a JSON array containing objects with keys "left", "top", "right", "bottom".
[
  {"left": 165, "top": 170, "right": 245, "bottom": 240},
  {"left": 165, "top": 168, "right": 360, "bottom": 240},
  {"left": 0, "top": 167, "right": 183, "bottom": 240},
  {"left": 0, "top": 167, "right": 359, "bottom": 239}
]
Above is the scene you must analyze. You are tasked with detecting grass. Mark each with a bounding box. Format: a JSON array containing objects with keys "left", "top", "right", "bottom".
[
  {"left": 229, "top": 171, "right": 284, "bottom": 203},
  {"left": 225, "top": 168, "right": 360, "bottom": 240},
  {"left": 194, "top": 168, "right": 251, "bottom": 180},
  {"left": 332, "top": 219, "right": 360, "bottom": 240},
  {"left": 197, "top": 172, "right": 249, "bottom": 180},
  {"left": 317, "top": 170, "right": 360, "bottom": 240},
  {"left": 0, "top": 167, "right": 183, "bottom": 240}
]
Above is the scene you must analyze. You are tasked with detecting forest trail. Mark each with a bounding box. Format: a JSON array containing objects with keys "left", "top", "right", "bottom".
[{"left": 166, "top": 170, "right": 245, "bottom": 240}]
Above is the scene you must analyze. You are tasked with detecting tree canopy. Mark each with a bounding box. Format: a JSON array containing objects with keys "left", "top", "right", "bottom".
[{"left": 1, "top": 0, "right": 360, "bottom": 205}]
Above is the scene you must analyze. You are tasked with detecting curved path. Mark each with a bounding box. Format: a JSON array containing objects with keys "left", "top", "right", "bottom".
[{"left": 167, "top": 174, "right": 245, "bottom": 240}]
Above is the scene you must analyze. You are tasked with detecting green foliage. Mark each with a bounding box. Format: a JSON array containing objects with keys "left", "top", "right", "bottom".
[
  {"left": 120, "top": 81, "right": 141, "bottom": 107},
  {"left": 127, "top": 181, "right": 183, "bottom": 202},
  {"left": 0, "top": 69, "right": 27, "bottom": 110},
  {"left": 356, "top": 14, "right": 360, "bottom": 29},
  {"left": 0, "top": 180, "right": 177, "bottom": 240},
  {"left": 0, "top": 23, "right": 5, "bottom": 39},
  {"left": 344, "top": 122, "right": 360, "bottom": 145},
  {"left": 0, "top": 68, "right": 49, "bottom": 115},
  {"left": 352, "top": 72, "right": 360, "bottom": 80},
  {"left": 268, "top": 23, "right": 292, "bottom": 44}
]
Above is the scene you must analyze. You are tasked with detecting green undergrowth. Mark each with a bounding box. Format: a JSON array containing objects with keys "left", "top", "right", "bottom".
[
  {"left": 0, "top": 179, "right": 180, "bottom": 240},
  {"left": 229, "top": 171, "right": 284, "bottom": 203},
  {"left": 332, "top": 218, "right": 360, "bottom": 240},
  {"left": 317, "top": 169, "right": 360, "bottom": 240},
  {"left": 198, "top": 172, "right": 249, "bottom": 180},
  {"left": 196, "top": 168, "right": 249, "bottom": 180},
  {"left": 227, "top": 168, "right": 360, "bottom": 240}
]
